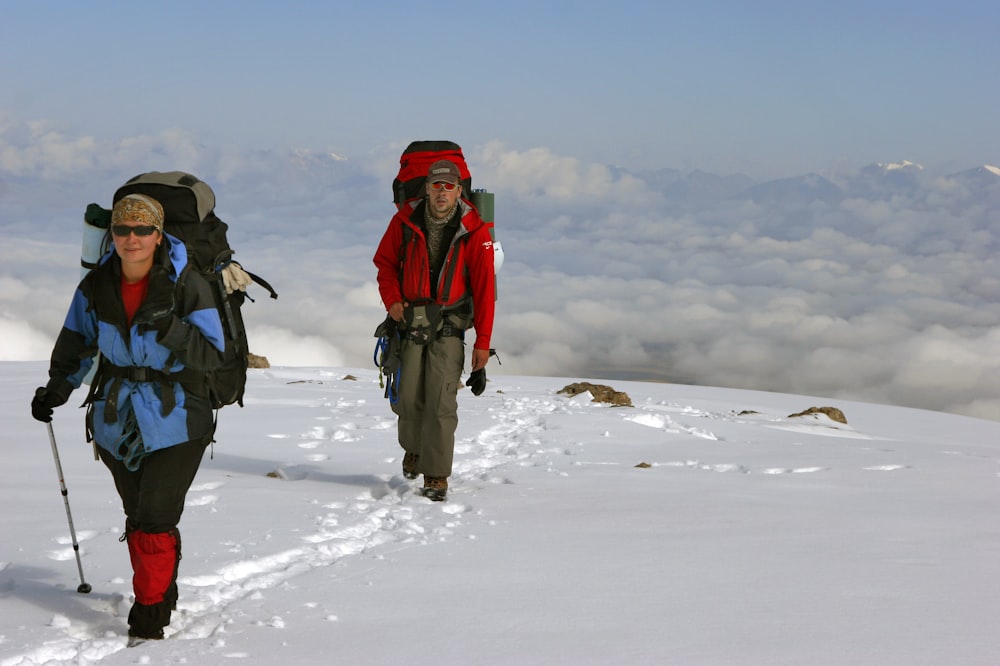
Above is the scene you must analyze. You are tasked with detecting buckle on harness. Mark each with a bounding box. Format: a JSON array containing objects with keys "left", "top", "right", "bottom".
[
  {"left": 440, "top": 321, "right": 463, "bottom": 339},
  {"left": 402, "top": 304, "right": 443, "bottom": 346},
  {"left": 126, "top": 367, "right": 154, "bottom": 382},
  {"left": 406, "top": 327, "right": 433, "bottom": 345}
]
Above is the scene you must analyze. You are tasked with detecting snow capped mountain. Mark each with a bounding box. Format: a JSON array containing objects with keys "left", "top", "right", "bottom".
[
  {"left": 836, "top": 159, "right": 928, "bottom": 198},
  {"left": 871, "top": 159, "right": 924, "bottom": 172},
  {"left": 946, "top": 164, "right": 1000, "bottom": 192},
  {"left": 623, "top": 159, "right": 1000, "bottom": 208},
  {"left": 950, "top": 164, "right": 1000, "bottom": 179},
  {"left": 288, "top": 148, "right": 351, "bottom": 169}
]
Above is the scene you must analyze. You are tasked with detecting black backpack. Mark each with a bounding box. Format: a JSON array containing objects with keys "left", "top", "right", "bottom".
[{"left": 109, "top": 171, "right": 277, "bottom": 408}]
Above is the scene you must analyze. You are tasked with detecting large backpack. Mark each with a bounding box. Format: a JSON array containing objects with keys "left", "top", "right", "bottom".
[
  {"left": 393, "top": 140, "right": 473, "bottom": 208},
  {"left": 94, "top": 171, "right": 277, "bottom": 408},
  {"left": 391, "top": 140, "right": 504, "bottom": 277}
]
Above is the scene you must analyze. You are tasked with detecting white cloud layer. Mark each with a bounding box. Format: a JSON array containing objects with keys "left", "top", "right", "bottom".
[
  {"left": 0, "top": 316, "right": 54, "bottom": 361},
  {"left": 2, "top": 115, "right": 1000, "bottom": 420}
]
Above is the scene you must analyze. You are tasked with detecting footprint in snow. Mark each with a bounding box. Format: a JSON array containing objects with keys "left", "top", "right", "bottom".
[
  {"left": 709, "top": 463, "right": 749, "bottom": 473},
  {"left": 330, "top": 429, "right": 360, "bottom": 442},
  {"left": 48, "top": 530, "right": 99, "bottom": 561},
  {"left": 761, "top": 467, "right": 827, "bottom": 475},
  {"left": 56, "top": 529, "right": 98, "bottom": 544},
  {"left": 190, "top": 481, "right": 224, "bottom": 492}
]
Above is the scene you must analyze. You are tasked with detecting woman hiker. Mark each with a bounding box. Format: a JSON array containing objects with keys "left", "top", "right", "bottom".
[{"left": 31, "top": 193, "right": 226, "bottom": 642}]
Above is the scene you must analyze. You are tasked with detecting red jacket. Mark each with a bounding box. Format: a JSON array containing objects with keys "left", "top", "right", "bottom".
[{"left": 374, "top": 198, "right": 495, "bottom": 350}]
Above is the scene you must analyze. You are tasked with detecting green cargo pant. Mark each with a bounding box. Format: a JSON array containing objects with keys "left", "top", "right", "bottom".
[{"left": 391, "top": 333, "right": 465, "bottom": 479}]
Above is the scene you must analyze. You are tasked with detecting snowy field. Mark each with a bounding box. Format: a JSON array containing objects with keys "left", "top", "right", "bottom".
[{"left": 1, "top": 361, "right": 999, "bottom": 665}]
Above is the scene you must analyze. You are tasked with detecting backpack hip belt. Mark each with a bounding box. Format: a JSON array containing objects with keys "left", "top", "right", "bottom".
[
  {"left": 401, "top": 304, "right": 470, "bottom": 346},
  {"left": 96, "top": 363, "right": 205, "bottom": 423},
  {"left": 439, "top": 311, "right": 471, "bottom": 340}
]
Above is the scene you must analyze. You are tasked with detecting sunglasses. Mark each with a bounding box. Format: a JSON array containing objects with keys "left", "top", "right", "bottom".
[
  {"left": 112, "top": 224, "right": 159, "bottom": 237},
  {"left": 428, "top": 181, "right": 459, "bottom": 191}
]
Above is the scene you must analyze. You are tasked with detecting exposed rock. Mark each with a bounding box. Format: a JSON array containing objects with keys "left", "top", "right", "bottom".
[
  {"left": 248, "top": 353, "right": 270, "bottom": 369},
  {"left": 558, "top": 382, "right": 633, "bottom": 407},
  {"left": 788, "top": 406, "right": 847, "bottom": 424},
  {"left": 635, "top": 462, "right": 652, "bottom": 469}
]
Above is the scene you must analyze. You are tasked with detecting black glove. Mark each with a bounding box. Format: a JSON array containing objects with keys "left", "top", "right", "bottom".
[
  {"left": 466, "top": 368, "right": 487, "bottom": 396},
  {"left": 31, "top": 385, "right": 69, "bottom": 423}
]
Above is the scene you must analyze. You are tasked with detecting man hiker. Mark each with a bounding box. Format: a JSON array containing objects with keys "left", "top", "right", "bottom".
[{"left": 373, "top": 159, "right": 496, "bottom": 500}]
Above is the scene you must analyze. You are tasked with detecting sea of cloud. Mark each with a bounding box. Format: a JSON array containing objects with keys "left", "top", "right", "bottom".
[{"left": 2, "top": 113, "right": 999, "bottom": 420}]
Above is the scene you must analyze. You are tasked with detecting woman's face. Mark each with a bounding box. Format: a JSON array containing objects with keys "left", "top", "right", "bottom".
[{"left": 112, "top": 220, "right": 161, "bottom": 273}]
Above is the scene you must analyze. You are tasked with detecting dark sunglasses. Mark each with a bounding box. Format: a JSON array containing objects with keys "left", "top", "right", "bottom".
[
  {"left": 429, "top": 181, "right": 459, "bottom": 191},
  {"left": 112, "top": 224, "right": 159, "bottom": 237}
]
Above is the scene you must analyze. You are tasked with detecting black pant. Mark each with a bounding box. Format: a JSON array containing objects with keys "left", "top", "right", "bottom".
[{"left": 98, "top": 437, "right": 209, "bottom": 533}]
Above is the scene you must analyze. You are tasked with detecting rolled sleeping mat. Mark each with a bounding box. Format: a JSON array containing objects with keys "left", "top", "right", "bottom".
[
  {"left": 80, "top": 204, "right": 111, "bottom": 385},
  {"left": 81, "top": 203, "right": 112, "bottom": 279},
  {"left": 469, "top": 190, "right": 504, "bottom": 274}
]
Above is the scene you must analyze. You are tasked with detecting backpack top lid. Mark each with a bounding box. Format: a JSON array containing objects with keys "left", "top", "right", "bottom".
[
  {"left": 393, "top": 140, "right": 473, "bottom": 207},
  {"left": 113, "top": 171, "right": 216, "bottom": 224}
]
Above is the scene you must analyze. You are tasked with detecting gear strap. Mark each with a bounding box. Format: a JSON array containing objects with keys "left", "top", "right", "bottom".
[{"left": 91, "top": 362, "right": 204, "bottom": 424}]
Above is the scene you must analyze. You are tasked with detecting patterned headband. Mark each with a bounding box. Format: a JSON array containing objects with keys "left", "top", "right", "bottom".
[{"left": 111, "top": 194, "right": 164, "bottom": 232}]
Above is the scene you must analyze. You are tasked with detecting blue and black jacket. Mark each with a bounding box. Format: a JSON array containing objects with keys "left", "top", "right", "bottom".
[{"left": 45, "top": 234, "right": 225, "bottom": 457}]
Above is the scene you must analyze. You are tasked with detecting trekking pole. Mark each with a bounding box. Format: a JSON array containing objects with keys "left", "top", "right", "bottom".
[{"left": 45, "top": 422, "right": 92, "bottom": 594}]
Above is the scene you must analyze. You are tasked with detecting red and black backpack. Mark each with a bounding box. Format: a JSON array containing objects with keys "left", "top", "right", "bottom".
[
  {"left": 391, "top": 140, "right": 502, "bottom": 298},
  {"left": 392, "top": 140, "right": 473, "bottom": 208}
]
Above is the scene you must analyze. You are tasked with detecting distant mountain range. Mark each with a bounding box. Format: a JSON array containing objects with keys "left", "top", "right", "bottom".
[{"left": 627, "top": 161, "right": 1000, "bottom": 208}]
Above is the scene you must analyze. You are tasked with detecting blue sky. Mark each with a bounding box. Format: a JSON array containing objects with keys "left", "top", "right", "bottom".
[
  {"left": 3, "top": 0, "right": 998, "bottom": 177},
  {"left": 3, "top": 1, "right": 1000, "bottom": 422}
]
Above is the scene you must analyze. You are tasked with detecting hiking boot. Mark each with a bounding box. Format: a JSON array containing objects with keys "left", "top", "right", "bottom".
[
  {"left": 402, "top": 452, "right": 420, "bottom": 480},
  {"left": 128, "top": 627, "right": 164, "bottom": 642},
  {"left": 421, "top": 476, "right": 448, "bottom": 502}
]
